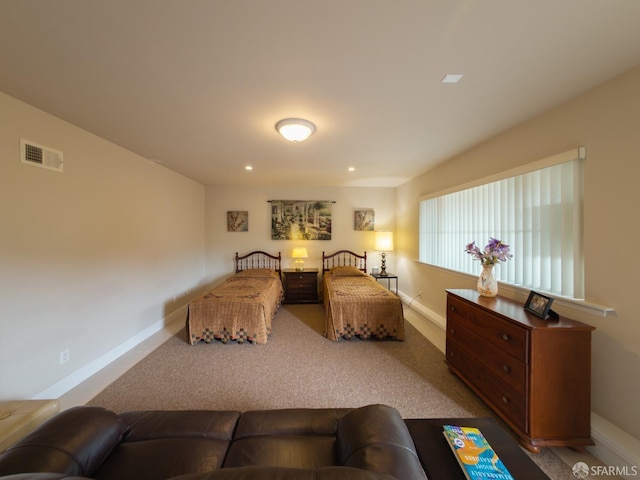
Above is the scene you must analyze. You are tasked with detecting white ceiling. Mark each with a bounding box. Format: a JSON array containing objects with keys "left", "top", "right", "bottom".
[{"left": 2, "top": 1, "right": 640, "bottom": 188}]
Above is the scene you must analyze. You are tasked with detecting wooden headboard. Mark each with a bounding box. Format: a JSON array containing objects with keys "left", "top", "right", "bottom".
[
  {"left": 322, "top": 250, "right": 367, "bottom": 273},
  {"left": 235, "top": 251, "right": 282, "bottom": 274}
]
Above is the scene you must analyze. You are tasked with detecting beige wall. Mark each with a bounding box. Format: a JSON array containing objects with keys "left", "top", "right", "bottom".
[
  {"left": 396, "top": 66, "right": 640, "bottom": 440},
  {"left": 2, "top": 62, "right": 638, "bottom": 454},
  {"left": 204, "top": 185, "right": 396, "bottom": 285},
  {"left": 0, "top": 92, "right": 206, "bottom": 399}
]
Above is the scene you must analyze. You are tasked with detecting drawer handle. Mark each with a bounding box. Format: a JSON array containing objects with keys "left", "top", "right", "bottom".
[
  {"left": 502, "top": 396, "right": 510, "bottom": 404},
  {"left": 450, "top": 328, "right": 455, "bottom": 335},
  {"left": 449, "top": 352, "right": 455, "bottom": 358},
  {"left": 502, "top": 333, "right": 510, "bottom": 341},
  {"left": 450, "top": 306, "right": 456, "bottom": 312},
  {"left": 502, "top": 365, "right": 510, "bottom": 373}
]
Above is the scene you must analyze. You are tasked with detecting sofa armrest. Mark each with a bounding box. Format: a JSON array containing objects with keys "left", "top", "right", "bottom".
[
  {"left": 336, "top": 405, "right": 427, "bottom": 480},
  {"left": 0, "top": 407, "right": 125, "bottom": 477}
]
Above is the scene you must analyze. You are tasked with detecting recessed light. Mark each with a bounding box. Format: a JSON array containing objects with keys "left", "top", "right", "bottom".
[
  {"left": 442, "top": 74, "right": 463, "bottom": 84},
  {"left": 245, "top": 165, "right": 253, "bottom": 171},
  {"left": 348, "top": 167, "right": 355, "bottom": 172}
]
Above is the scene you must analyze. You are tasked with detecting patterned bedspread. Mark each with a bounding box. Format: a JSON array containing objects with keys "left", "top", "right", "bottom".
[
  {"left": 187, "top": 269, "right": 283, "bottom": 344},
  {"left": 323, "top": 267, "right": 404, "bottom": 341}
]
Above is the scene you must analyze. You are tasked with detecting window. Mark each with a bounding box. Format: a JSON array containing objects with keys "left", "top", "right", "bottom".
[{"left": 418, "top": 148, "right": 584, "bottom": 299}]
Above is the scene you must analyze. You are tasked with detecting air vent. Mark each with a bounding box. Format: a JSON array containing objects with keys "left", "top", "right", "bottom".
[{"left": 20, "top": 139, "right": 64, "bottom": 172}]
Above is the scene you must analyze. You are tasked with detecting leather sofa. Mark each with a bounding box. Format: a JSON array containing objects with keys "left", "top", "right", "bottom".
[{"left": 0, "top": 404, "right": 427, "bottom": 480}]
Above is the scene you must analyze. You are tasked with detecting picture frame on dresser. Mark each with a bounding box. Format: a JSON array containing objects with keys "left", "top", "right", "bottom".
[{"left": 524, "top": 291, "right": 554, "bottom": 319}]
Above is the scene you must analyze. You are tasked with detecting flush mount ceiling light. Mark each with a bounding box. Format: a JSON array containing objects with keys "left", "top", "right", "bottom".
[{"left": 275, "top": 118, "right": 316, "bottom": 142}]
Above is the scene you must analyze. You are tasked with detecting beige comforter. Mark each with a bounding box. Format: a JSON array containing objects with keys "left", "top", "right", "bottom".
[
  {"left": 323, "top": 267, "right": 404, "bottom": 341},
  {"left": 187, "top": 269, "right": 283, "bottom": 344}
]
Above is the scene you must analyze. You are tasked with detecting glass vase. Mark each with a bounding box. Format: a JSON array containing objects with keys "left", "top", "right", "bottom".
[{"left": 477, "top": 264, "right": 498, "bottom": 297}]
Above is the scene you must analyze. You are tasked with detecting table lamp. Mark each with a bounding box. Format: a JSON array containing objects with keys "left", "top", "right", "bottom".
[
  {"left": 292, "top": 247, "right": 308, "bottom": 271},
  {"left": 374, "top": 231, "right": 394, "bottom": 276}
]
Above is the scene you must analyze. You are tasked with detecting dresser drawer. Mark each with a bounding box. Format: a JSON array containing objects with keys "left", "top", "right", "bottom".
[
  {"left": 447, "top": 296, "right": 528, "bottom": 362},
  {"left": 447, "top": 317, "right": 527, "bottom": 395},
  {"left": 447, "top": 338, "right": 527, "bottom": 433},
  {"left": 287, "top": 291, "right": 317, "bottom": 302},
  {"left": 287, "top": 283, "right": 317, "bottom": 294},
  {"left": 287, "top": 273, "right": 316, "bottom": 285}
]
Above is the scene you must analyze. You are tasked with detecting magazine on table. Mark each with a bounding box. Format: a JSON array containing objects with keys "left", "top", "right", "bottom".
[{"left": 443, "top": 425, "right": 514, "bottom": 480}]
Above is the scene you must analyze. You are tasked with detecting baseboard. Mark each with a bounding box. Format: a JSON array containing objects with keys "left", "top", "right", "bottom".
[
  {"left": 399, "top": 290, "right": 640, "bottom": 476},
  {"left": 399, "top": 292, "right": 446, "bottom": 354},
  {"left": 400, "top": 293, "right": 446, "bottom": 328},
  {"left": 32, "top": 304, "right": 188, "bottom": 400},
  {"left": 588, "top": 413, "right": 640, "bottom": 478}
]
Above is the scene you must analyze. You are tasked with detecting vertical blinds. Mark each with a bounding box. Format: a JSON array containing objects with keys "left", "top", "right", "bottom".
[{"left": 418, "top": 149, "right": 584, "bottom": 299}]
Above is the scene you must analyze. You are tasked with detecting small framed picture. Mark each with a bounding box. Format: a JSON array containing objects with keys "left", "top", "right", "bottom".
[
  {"left": 227, "top": 211, "right": 248, "bottom": 232},
  {"left": 524, "top": 291, "right": 554, "bottom": 319}
]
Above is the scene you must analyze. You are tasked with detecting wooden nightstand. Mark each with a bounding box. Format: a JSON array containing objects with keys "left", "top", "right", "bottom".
[{"left": 282, "top": 268, "right": 319, "bottom": 304}]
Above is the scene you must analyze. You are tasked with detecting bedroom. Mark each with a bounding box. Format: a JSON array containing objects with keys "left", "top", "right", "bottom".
[{"left": 1, "top": 1, "right": 640, "bottom": 475}]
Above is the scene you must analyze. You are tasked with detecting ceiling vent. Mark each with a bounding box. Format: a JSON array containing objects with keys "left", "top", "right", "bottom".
[{"left": 20, "top": 139, "right": 64, "bottom": 173}]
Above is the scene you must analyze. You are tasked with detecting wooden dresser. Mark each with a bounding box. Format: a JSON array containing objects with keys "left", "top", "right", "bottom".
[
  {"left": 283, "top": 269, "right": 319, "bottom": 304},
  {"left": 445, "top": 289, "right": 595, "bottom": 452}
]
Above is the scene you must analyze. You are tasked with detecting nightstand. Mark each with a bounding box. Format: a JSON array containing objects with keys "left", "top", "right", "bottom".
[
  {"left": 371, "top": 272, "right": 398, "bottom": 294},
  {"left": 282, "top": 268, "right": 319, "bottom": 304}
]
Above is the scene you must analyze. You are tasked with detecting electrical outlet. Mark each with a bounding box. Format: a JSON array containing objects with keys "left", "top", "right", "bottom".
[
  {"left": 59, "top": 349, "right": 69, "bottom": 365},
  {"left": 418, "top": 290, "right": 422, "bottom": 296}
]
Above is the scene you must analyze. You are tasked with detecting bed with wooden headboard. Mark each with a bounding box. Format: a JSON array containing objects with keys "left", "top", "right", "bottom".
[
  {"left": 322, "top": 250, "right": 404, "bottom": 341},
  {"left": 186, "top": 251, "right": 283, "bottom": 345}
]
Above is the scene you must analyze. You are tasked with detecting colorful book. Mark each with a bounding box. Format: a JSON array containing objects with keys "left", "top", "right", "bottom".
[{"left": 443, "top": 425, "right": 514, "bottom": 480}]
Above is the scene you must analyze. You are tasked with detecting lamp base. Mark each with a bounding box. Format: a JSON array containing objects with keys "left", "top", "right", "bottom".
[
  {"left": 379, "top": 252, "right": 388, "bottom": 276},
  {"left": 294, "top": 259, "right": 305, "bottom": 272}
]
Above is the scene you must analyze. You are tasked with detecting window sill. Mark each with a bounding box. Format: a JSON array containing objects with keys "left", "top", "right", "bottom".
[{"left": 415, "top": 260, "right": 614, "bottom": 318}]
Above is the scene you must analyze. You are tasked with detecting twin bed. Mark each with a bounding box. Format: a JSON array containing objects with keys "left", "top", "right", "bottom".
[
  {"left": 186, "top": 251, "right": 283, "bottom": 345},
  {"left": 186, "top": 249, "right": 404, "bottom": 345},
  {"left": 322, "top": 250, "right": 405, "bottom": 341}
]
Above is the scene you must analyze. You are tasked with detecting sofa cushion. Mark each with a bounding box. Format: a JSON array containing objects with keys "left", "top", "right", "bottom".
[
  {"left": 93, "top": 411, "right": 241, "bottom": 480},
  {"left": 337, "top": 404, "right": 427, "bottom": 480},
  {"left": 231, "top": 408, "right": 351, "bottom": 439},
  {"left": 224, "top": 408, "right": 351, "bottom": 470},
  {"left": 0, "top": 475, "right": 92, "bottom": 480},
  {"left": 173, "top": 466, "right": 397, "bottom": 480},
  {"left": 0, "top": 407, "right": 125, "bottom": 478}
]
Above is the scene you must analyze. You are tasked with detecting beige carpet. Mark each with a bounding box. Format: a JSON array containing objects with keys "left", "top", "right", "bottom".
[{"left": 88, "top": 304, "right": 575, "bottom": 479}]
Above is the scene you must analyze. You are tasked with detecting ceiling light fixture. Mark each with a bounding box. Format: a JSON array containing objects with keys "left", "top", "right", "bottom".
[{"left": 275, "top": 118, "right": 316, "bottom": 142}]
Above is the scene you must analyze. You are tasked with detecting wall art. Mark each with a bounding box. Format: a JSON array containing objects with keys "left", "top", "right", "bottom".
[
  {"left": 270, "top": 200, "right": 332, "bottom": 240},
  {"left": 354, "top": 209, "right": 375, "bottom": 231},
  {"left": 227, "top": 211, "right": 248, "bottom": 232}
]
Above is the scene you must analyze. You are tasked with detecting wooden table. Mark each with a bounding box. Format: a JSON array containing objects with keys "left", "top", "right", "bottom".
[{"left": 405, "top": 417, "right": 551, "bottom": 479}]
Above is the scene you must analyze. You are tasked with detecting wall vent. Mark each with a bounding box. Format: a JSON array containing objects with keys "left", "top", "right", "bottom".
[{"left": 20, "top": 139, "right": 64, "bottom": 173}]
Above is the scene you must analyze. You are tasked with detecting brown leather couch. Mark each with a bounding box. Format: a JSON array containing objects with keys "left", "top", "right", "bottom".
[{"left": 0, "top": 404, "right": 427, "bottom": 480}]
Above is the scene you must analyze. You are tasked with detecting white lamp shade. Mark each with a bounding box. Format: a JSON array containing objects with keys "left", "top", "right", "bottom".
[
  {"left": 291, "top": 247, "right": 308, "bottom": 258},
  {"left": 374, "top": 231, "right": 394, "bottom": 251},
  {"left": 276, "top": 118, "right": 316, "bottom": 142}
]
